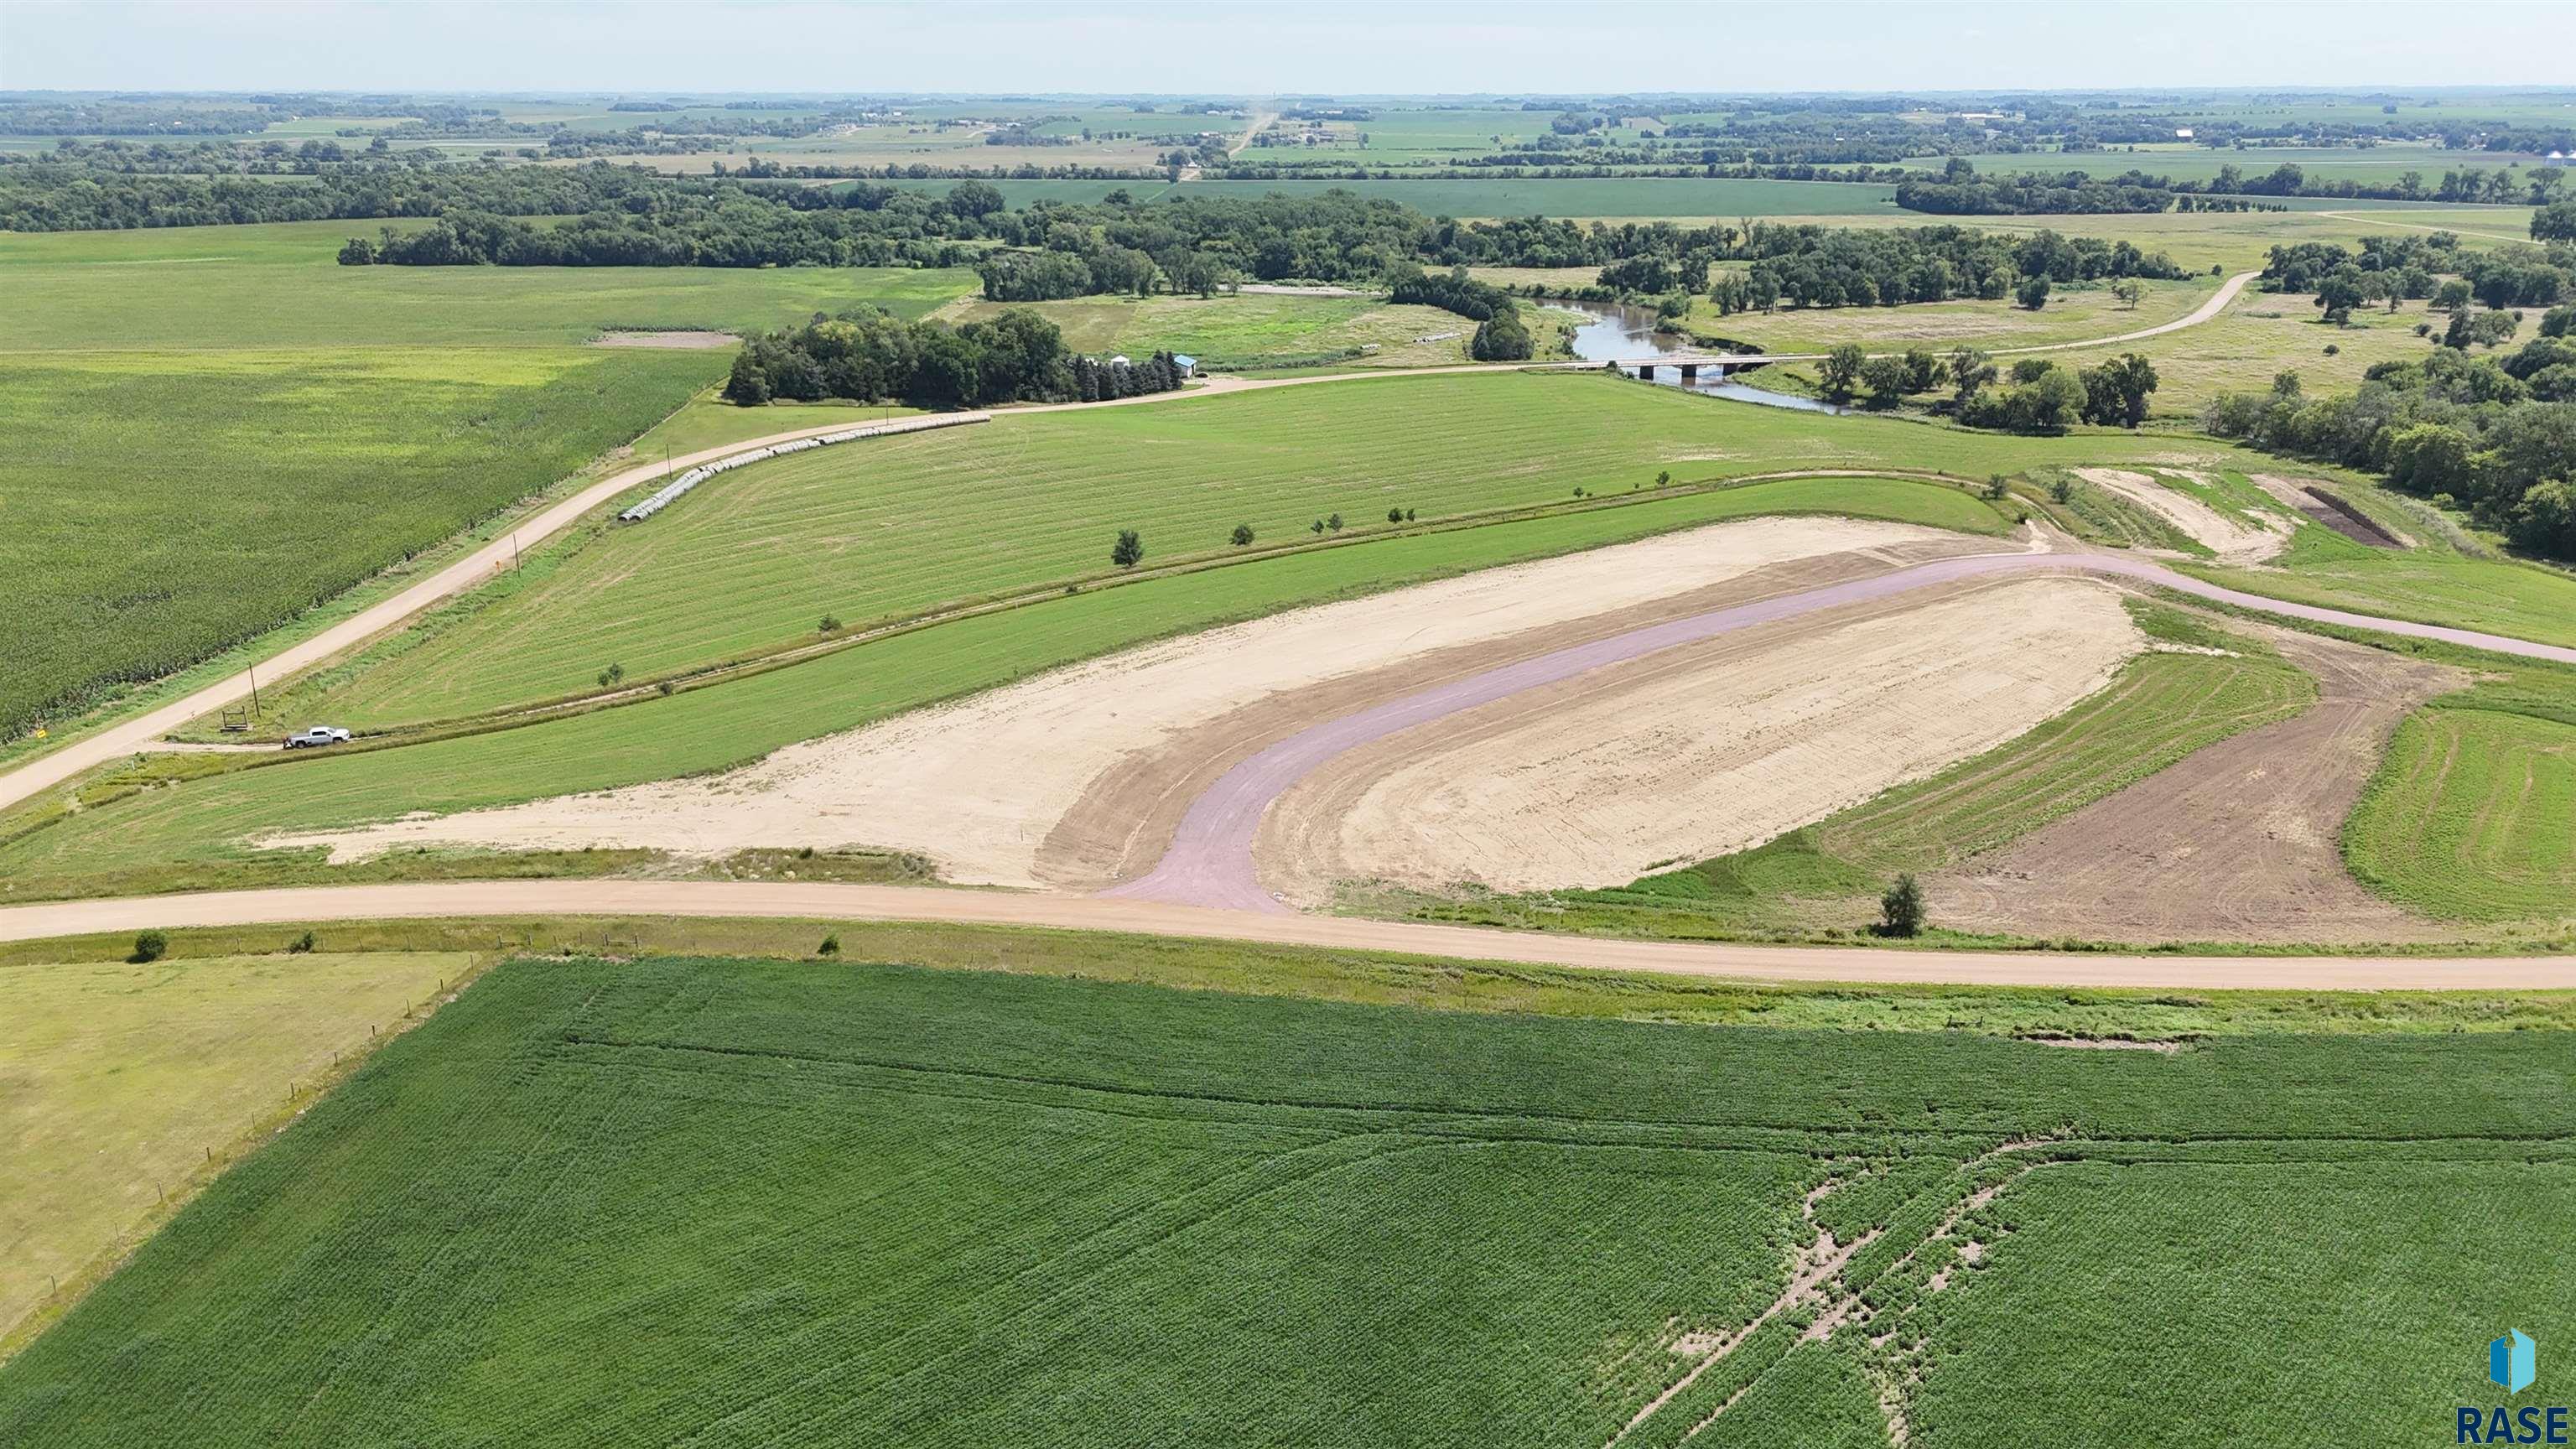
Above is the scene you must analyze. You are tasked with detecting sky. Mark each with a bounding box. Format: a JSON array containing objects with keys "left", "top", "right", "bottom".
[{"left": 4, "top": 0, "right": 2574, "bottom": 96}]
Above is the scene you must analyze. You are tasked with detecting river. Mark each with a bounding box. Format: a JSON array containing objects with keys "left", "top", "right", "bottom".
[{"left": 1545, "top": 299, "right": 1851, "bottom": 415}]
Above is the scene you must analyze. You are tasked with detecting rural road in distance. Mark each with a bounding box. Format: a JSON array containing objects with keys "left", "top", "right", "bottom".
[{"left": 3, "top": 879, "right": 2571, "bottom": 990}]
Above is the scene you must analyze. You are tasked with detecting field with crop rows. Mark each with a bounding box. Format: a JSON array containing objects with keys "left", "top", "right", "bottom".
[
  {"left": 0, "top": 475, "right": 2021, "bottom": 902},
  {"left": 2345, "top": 667, "right": 2576, "bottom": 926},
  {"left": 269, "top": 371, "right": 2232, "bottom": 728},
  {"left": 1, "top": 954, "right": 2568, "bottom": 1446},
  {"left": 0, "top": 219, "right": 973, "bottom": 740},
  {"left": 1414, "top": 611, "right": 2314, "bottom": 938}
]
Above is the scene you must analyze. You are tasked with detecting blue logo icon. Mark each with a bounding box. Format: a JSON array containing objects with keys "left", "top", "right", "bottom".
[{"left": 2494, "top": 1331, "right": 2538, "bottom": 1396}]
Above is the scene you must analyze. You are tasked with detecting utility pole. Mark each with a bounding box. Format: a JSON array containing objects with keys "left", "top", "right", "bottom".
[
  {"left": 512, "top": 532, "right": 522, "bottom": 569},
  {"left": 247, "top": 664, "right": 261, "bottom": 714}
]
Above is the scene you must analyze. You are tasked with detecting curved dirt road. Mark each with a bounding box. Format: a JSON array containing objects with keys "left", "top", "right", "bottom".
[
  {"left": 0, "top": 879, "right": 2565, "bottom": 989},
  {"left": 1106, "top": 546, "right": 2576, "bottom": 914}
]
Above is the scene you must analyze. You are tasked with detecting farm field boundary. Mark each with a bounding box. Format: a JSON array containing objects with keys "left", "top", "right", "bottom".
[{"left": 2, "top": 880, "right": 2573, "bottom": 986}]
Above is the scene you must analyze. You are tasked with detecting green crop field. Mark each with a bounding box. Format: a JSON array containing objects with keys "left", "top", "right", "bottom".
[
  {"left": 1407, "top": 606, "right": 2316, "bottom": 939},
  {"left": 940, "top": 291, "right": 1488, "bottom": 370},
  {"left": 2, "top": 953, "right": 2568, "bottom": 1445},
  {"left": 2345, "top": 668, "right": 2576, "bottom": 927},
  {"left": 0, "top": 474, "right": 2023, "bottom": 903},
  {"left": 0, "top": 219, "right": 974, "bottom": 742},
  {"left": 1166, "top": 176, "right": 1908, "bottom": 218},
  {"left": 257, "top": 372, "right": 2226, "bottom": 730}
]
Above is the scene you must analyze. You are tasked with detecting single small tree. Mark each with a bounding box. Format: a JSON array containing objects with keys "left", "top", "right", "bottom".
[
  {"left": 1877, "top": 875, "right": 1925, "bottom": 937},
  {"left": 597, "top": 662, "right": 624, "bottom": 688},
  {"left": 2110, "top": 278, "right": 2145, "bottom": 310},
  {"left": 1404, "top": 508, "right": 1416, "bottom": 522},
  {"left": 2016, "top": 276, "right": 2052, "bottom": 311},
  {"left": 2049, "top": 475, "right": 2074, "bottom": 504},
  {"left": 1818, "top": 343, "right": 1867, "bottom": 402},
  {"left": 818, "top": 934, "right": 841, "bottom": 957},
  {"left": 1231, "top": 522, "right": 1254, "bottom": 546},
  {"left": 132, "top": 929, "right": 169, "bottom": 963},
  {"left": 289, "top": 930, "right": 317, "bottom": 953},
  {"left": 1387, "top": 506, "right": 1405, "bottom": 524},
  {"left": 819, "top": 614, "right": 841, "bottom": 633},
  {"left": 1655, "top": 470, "right": 1671, "bottom": 486},
  {"left": 1326, "top": 512, "right": 1343, "bottom": 532},
  {"left": 1111, "top": 529, "right": 1144, "bottom": 569},
  {"left": 1982, "top": 473, "right": 2012, "bottom": 501},
  {"left": 1311, "top": 518, "right": 1326, "bottom": 534}
]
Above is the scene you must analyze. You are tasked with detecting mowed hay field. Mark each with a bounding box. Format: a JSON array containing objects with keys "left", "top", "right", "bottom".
[
  {"left": 277, "top": 371, "right": 2237, "bottom": 728},
  {"left": 2346, "top": 669, "right": 2576, "bottom": 927},
  {"left": 940, "top": 290, "right": 1492, "bottom": 370},
  {"left": 2, "top": 954, "right": 2569, "bottom": 1446},
  {"left": 0, "top": 950, "right": 468, "bottom": 1350},
  {"left": 0, "top": 476, "right": 2023, "bottom": 901},
  {"left": 0, "top": 219, "right": 973, "bottom": 740}
]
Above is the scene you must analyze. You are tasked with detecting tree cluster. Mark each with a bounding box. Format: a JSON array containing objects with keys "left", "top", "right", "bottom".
[
  {"left": 2201, "top": 335, "right": 2576, "bottom": 560},
  {"left": 1705, "top": 224, "right": 2183, "bottom": 315},
  {"left": 718, "top": 305, "right": 1185, "bottom": 411}
]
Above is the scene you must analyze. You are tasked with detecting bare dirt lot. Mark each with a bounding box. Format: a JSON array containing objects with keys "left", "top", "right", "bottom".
[
  {"left": 2075, "top": 467, "right": 2289, "bottom": 563},
  {"left": 271, "top": 517, "right": 1997, "bottom": 882},
  {"left": 1929, "top": 627, "right": 2465, "bottom": 944},
  {"left": 1255, "top": 576, "right": 2140, "bottom": 903}
]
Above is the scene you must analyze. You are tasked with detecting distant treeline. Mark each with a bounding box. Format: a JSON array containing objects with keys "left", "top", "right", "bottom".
[
  {"left": 2203, "top": 308, "right": 2576, "bottom": 560},
  {"left": 1706, "top": 224, "right": 2187, "bottom": 313},
  {"left": 1896, "top": 158, "right": 2568, "bottom": 215},
  {"left": 719, "top": 307, "right": 1186, "bottom": 409}
]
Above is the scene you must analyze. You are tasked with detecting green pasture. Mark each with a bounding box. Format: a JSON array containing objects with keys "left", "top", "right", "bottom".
[
  {"left": 270, "top": 371, "right": 2219, "bottom": 728},
  {"left": 0, "top": 474, "right": 2022, "bottom": 901},
  {"left": 942, "top": 291, "right": 1481, "bottom": 369},
  {"left": 2345, "top": 667, "right": 2576, "bottom": 927},
  {"left": 0, "top": 218, "right": 974, "bottom": 740},
  {"left": 2, "top": 953, "right": 2568, "bottom": 1445}
]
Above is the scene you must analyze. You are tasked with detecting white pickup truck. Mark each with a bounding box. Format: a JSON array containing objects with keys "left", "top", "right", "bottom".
[{"left": 284, "top": 726, "right": 352, "bottom": 750}]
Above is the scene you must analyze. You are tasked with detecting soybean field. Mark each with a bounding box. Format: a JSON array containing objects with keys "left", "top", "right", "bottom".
[{"left": 1, "top": 955, "right": 2566, "bottom": 1446}]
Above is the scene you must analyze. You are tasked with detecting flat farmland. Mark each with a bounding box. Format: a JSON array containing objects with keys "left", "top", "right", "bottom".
[
  {"left": 0, "top": 218, "right": 972, "bottom": 742},
  {"left": 267, "top": 371, "right": 2224, "bottom": 729},
  {"left": 1900, "top": 144, "right": 2560, "bottom": 190},
  {"left": 1166, "top": 176, "right": 1906, "bottom": 217},
  {"left": 939, "top": 291, "right": 1485, "bottom": 369},
  {"left": 2346, "top": 687, "right": 2576, "bottom": 927},
  {"left": 2, "top": 953, "right": 2568, "bottom": 1446},
  {"left": 0, "top": 948, "right": 467, "bottom": 1350}
]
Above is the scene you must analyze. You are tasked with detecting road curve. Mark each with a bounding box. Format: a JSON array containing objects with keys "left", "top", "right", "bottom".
[
  {"left": 0, "top": 880, "right": 2564, "bottom": 989},
  {"left": 1105, "top": 546, "right": 2576, "bottom": 914},
  {"left": 1606, "top": 270, "right": 2258, "bottom": 367}
]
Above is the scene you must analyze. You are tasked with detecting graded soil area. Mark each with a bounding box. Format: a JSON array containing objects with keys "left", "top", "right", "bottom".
[
  {"left": 270, "top": 517, "right": 1996, "bottom": 883},
  {"left": 1929, "top": 627, "right": 2466, "bottom": 944},
  {"left": 2075, "top": 467, "right": 2289, "bottom": 563},
  {"left": 1256, "top": 576, "right": 2140, "bottom": 902}
]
